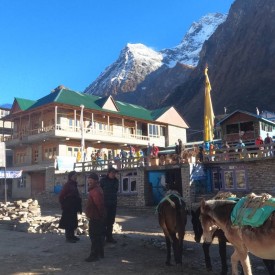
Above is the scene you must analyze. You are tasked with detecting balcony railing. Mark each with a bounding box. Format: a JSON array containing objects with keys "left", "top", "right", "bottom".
[
  {"left": 202, "top": 143, "right": 275, "bottom": 163},
  {"left": 6, "top": 123, "right": 167, "bottom": 147},
  {"left": 74, "top": 157, "right": 145, "bottom": 172}
]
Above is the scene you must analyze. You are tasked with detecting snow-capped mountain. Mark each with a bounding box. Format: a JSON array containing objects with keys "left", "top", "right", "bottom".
[
  {"left": 84, "top": 43, "right": 163, "bottom": 96},
  {"left": 84, "top": 13, "right": 227, "bottom": 97},
  {"left": 161, "top": 13, "right": 227, "bottom": 67}
]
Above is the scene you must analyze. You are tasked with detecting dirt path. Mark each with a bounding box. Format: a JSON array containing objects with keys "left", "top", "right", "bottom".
[{"left": 0, "top": 206, "right": 270, "bottom": 275}]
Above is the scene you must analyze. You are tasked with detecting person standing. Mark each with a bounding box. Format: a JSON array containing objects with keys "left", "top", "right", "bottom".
[
  {"left": 255, "top": 135, "right": 264, "bottom": 157},
  {"left": 178, "top": 139, "right": 183, "bottom": 156},
  {"left": 120, "top": 148, "right": 127, "bottom": 168},
  {"left": 264, "top": 133, "right": 273, "bottom": 156},
  {"left": 85, "top": 173, "right": 105, "bottom": 262},
  {"left": 235, "top": 139, "right": 245, "bottom": 159},
  {"left": 100, "top": 167, "right": 119, "bottom": 243},
  {"left": 152, "top": 144, "right": 159, "bottom": 158},
  {"left": 175, "top": 139, "right": 183, "bottom": 163},
  {"left": 145, "top": 143, "right": 152, "bottom": 166},
  {"left": 59, "top": 171, "right": 82, "bottom": 243}
]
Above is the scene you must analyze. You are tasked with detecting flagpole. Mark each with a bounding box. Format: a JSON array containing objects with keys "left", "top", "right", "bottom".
[
  {"left": 80, "top": 104, "right": 85, "bottom": 162},
  {"left": 4, "top": 167, "right": 7, "bottom": 204}
]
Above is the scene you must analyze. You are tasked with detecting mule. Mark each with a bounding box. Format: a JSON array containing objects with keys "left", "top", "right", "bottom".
[
  {"left": 191, "top": 192, "right": 234, "bottom": 274},
  {"left": 200, "top": 198, "right": 275, "bottom": 275},
  {"left": 191, "top": 206, "right": 228, "bottom": 274},
  {"left": 192, "top": 206, "right": 275, "bottom": 275},
  {"left": 157, "top": 192, "right": 187, "bottom": 266}
]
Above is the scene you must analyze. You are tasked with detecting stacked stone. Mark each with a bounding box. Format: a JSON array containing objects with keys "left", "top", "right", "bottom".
[{"left": 0, "top": 199, "right": 122, "bottom": 236}]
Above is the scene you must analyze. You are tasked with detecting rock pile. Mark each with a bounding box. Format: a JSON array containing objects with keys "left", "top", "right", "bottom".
[{"left": 0, "top": 199, "right": 122, "bottom": 236}]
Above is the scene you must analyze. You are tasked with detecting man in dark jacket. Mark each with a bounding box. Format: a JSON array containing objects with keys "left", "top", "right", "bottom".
[
  {"left": 85, "top": 173, "right": 105, "bottom": 262},
  {"left": 59, "top": 171, "right": 82, "bottom": 243},
  {"left": 100, "top": 167, "right": 119, "bottom": 243}
]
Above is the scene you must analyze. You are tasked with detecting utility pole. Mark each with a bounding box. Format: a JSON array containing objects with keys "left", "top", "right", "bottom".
[
  {"left": 0, "top": 142, "right": 7, "bottom": 203},
  {"left": 80, "top": 105, "right": 85, "bottom": 162}
]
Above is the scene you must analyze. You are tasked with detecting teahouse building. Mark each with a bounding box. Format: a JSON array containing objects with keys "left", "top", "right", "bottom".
[{"left": 2, "top": 86, "right": 189, "bottom": 199}]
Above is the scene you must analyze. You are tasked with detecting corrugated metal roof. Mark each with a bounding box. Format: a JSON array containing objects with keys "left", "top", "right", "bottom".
[
  {"left": 13, "top": 88, "right": 172, "bottom": 122},
  {"left": 15, "top": 98, "right": 36, "bottom": 110}
]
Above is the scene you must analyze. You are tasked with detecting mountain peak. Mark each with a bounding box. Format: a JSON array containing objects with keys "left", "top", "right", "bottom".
[
  {"left": 84, "top": 12, "right": 226, "bottom": 97},
  {"left": 161, "top": 13, "right": 227, "bottom": 67}
]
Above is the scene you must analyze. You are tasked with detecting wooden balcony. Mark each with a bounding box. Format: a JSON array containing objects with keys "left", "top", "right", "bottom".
[
  {"left": 202, "top": 143, "right": 275, "bottom": 163},
  {"left": 5, "top": 124, "right": 165, "bottom": 148}
]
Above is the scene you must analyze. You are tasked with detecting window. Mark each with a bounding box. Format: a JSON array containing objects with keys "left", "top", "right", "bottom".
[
  {"left": 226, "top": 124, "right": 239, "bottom": 134},
  {"left": 261, "top": 122, "right": 273, "bottom": 132},
  {"left": 67, "top": 146, "right": 81, "bottom": 157},
  {"left": 17, "top": 176, "right": 26, "bottom": 188},
  {"left": 68, "top": 147, "right": 73, "bottom": 156},
  {"left": 235, "top": 170, "right": 246, "bottom": 189},
  {"left": 97, "top": 122, "right": 107, "bottom": 131},
  {"left": 44, "top": 147, "right": 57, "bottom": 159},
  {"left": 149, "top": 124, "right": 159, "bottom": 137},
  {"left": 33, "top": 149, "right": 39, "bottom": 163},
  {"left": 44, "top": 148, "right": 48, "bottom": 159},
  {"left": 212, "top": 171, "right": 222, "bottom": 190},
  {"left": 160, "top": 126, "right": 165, "bottom": 136},
  {"left": 240, "top": 122, "right": 254, "bottom": 132},
  {"left": 121, "top": 176, "right": 137, "bottom": 194},
  {"left": 69, "top": 119, "right": 73, "bottom": 128},
  {"left": 136, "top": 128, "right": 142, "bottom": 135},
  {"left": 16, "top": 152, "right": 26, "bottom": 164},
  {"left": 222, "top": 169, "right": 247, "bottom": 190},
  {"left": 224, "top": 171, "right": 234, "bottom": 189},
  {"left": 0, "top": 110, "right": 9, "bottom": 118}
]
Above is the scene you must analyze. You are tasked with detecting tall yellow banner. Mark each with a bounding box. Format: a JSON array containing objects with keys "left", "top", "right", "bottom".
[{"left": 204, "top": 67, "right": 215, "bottom": 142}]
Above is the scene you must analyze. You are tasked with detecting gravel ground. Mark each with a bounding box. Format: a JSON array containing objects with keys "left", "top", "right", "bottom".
[{"left": 0, "top": 205, "right": 270, "bottom": 275}]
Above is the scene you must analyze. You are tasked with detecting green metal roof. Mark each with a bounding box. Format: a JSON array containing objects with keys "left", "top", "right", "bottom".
[
  {"left": 13, "top": 88, "right": 169, "bottom": 122},
  {"left": 15, "top": 98, "right": 36, "bottom": 110}
]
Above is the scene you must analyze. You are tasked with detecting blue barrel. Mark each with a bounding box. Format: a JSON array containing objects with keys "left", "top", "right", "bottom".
[{"left": 54, "top": 184, "right": 62, "bottom": 194}]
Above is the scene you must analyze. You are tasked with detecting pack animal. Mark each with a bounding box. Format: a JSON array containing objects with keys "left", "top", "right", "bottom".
[
  {"left": 191, "top": 192, "right": 234, "bottom": 274},
  {"left": 157, "top": 193, "right": 187, "bottom": 266},
  {"left": 192, "top": 206, "right": 275, "bottom": 275},
  {"left": 200, "top": 197, "right": 275, "bottom": 275}
]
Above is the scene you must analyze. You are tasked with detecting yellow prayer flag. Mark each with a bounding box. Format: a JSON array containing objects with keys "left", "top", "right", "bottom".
[{"left": 204, "top": 67, "right": 215, "bottom": 142}]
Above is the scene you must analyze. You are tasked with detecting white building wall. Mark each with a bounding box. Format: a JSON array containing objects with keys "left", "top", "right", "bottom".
[
  {"left": 59, "top": 144, "right": 68, "bottom": 156},
  {"left": 167, "top": 125, "right": 187, "bottom": 146}
]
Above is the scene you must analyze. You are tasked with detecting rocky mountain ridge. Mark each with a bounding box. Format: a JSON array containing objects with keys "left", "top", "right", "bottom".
[
  {"left": 84, "top": 13, "right": 226, "bottom": 102},
  {"left": 163, "top": 0, "right": 275, "bottom": 139}
]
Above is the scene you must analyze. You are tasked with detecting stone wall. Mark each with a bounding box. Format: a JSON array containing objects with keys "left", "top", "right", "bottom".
[
  {"left": 205, "top": 158, "right": 275, "bottom": 199},
  {"left": 8, "top": 158, "right": 275, "bottom": 210},
  {"left": 244, "top": 158, "right": 275, "bottom": 195},
  {"left": 180, "top": 164, "right": 193, "bottom": 210},
  {"left": 117, "top": 168, "right": 146, "bottom": 207}
]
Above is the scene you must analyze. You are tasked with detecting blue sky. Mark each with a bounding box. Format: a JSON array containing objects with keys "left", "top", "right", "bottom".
[{"left": 0, "top": 0, "right": 234, "bottom": 105}]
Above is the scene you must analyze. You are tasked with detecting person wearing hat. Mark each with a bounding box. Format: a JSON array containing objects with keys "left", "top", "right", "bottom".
[
  {"left": 59, "top": 171, "right": 82, "bottom": 243},
  {"left": 100, "top": 167, "right": 119, "bottom": 243},
  {"left": 85, "top": 173, "right": 105, "bottom": 262}
]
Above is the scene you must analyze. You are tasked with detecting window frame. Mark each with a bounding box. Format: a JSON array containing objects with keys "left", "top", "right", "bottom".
[{"left": 120, "top": 176, "right": 137, "bottom": 194}]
